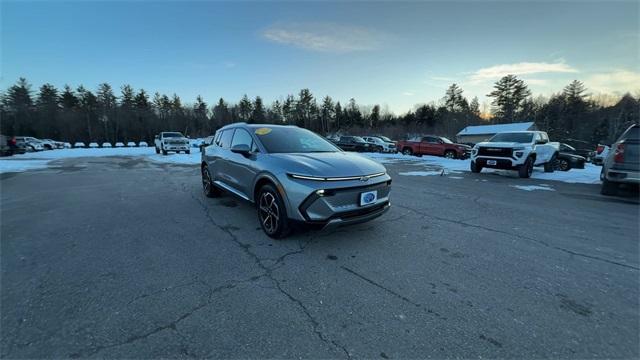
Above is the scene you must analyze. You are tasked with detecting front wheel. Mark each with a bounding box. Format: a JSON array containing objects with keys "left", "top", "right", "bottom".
[
  {"left": 556, "top": 158, "right": 571, "bottom": 171},
  {"left": 257, "top": 184, "right": 291, "bottom": 239},
  {"left": 518, "top": 157, "right": 534, "bottom": 178},
  {"left": 186, "top": 150, "right": 190, "bottom": 154},
  {"left": 470, "top": 160, "right": 482, "bottom": 173},
  {"left": 444, "top": 150, "right": 456, "bottom": 159},
  {"left": 402, "top": 148, "right": 413, "bottom": 156},
  {"left": 162, "top": 147, "right": 168, "bottom": 155},
  {"left": 544, "top": 154, "right": 557, "bottom": 173},
  {"left": 155, "top": 147, "right": 160, "bottom": 154}
]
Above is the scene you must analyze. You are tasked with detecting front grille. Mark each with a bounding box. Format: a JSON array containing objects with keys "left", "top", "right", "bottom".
[
  {"left": 478, "top": 147, "right": 512, "bottom": 157},
  {"left": 167, "top": 140, "right": 186, "bottom": 145},
  {"left": 299, "top": 181, "right": 391, "bottom": 221},
  {"left": 323, "top": 182, "right": 391, "bottom": 208}
]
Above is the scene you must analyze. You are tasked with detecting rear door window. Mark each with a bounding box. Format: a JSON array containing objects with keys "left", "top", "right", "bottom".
[{"left": 218, "top": 129, "right": 234, "bottom": 149}]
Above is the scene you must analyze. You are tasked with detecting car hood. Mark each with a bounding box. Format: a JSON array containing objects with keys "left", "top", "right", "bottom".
[
  {"left": 476, "top": 142, "right": 529, "bottom": 148},
  {"left": 268, "top": 152, "right": 386, "bottom": 177}
]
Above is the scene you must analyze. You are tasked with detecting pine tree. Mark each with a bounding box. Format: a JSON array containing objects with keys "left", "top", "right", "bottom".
[
  {"left": 369, "top": 104, "right": 381, "bottom": 128},
  {"left": 1, "top": 78, "right": 34, "bottom": 135},
  {"left": 251, "top": 96, "right": 266, "bottom": 123},
  {"left": 268, "top": 100, "right": 283, "bottom": 124},
  {"left": 444, "top": 83, "right": 467, "bottom": 112},
  {"left": 77, "top": 85, "right": 98, "bottom": 142},
  {"left": 487, "top": 75, "right": 531, "bottom": 123},
  {"left": 320, "top": 96, "right": 335, "bottom": 133},
  {"left": 334, "top": 102, "right": 343, "bottom": 130},
  {"left": 469, "top": 97, "right": 480, "bottom": 117},
  {"left": 96, "top": 83, "right": 117, "bottom": 142},
  {"left": 36, "top": 83, "right": 60, "bottom": 138},
  {"left": 238, "top": 94, "right": 252, "bottom": 122},
  {"left": 212, "top": 98, "right": 231, "bottom": 127},
  {"left": 282, "top": 95, "right": 295, "bottom": 124},
  {"left": 345, "top": 98, "right": 362, "bottom": 127},
  {"left": 194, "top": 95, "right": 208, "bottom": 133},
  {"left": 59, "top": 85, "right": 79, "bottom": 109},
  {"left": 296, "top": 89, "right": 315, "bottom": 128}
]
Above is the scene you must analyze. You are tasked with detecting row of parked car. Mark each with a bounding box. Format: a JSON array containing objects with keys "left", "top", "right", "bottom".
[
  {"left": 0, "top": 135, "right": 152, "bottom": 156},
  {"left": 326, "top": 135, "right": 397, "bottom": 153}
]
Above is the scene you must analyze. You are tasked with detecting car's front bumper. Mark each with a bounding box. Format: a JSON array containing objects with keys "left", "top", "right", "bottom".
[
  {"left": 277, "top": 173, "right": 392, "bottom": 223},
  {"left": 473, "top": 156, "right": 523, "bottom": 169}
]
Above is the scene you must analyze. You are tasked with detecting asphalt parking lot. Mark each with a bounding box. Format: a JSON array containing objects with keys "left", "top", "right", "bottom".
[{"left": 1, "top": 156, "right": 638, "bottom": 359}]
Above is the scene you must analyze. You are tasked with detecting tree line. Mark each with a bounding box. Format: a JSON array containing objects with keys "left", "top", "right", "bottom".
[{"left": 1, "top": 76, "right": 638, "bottom": 146}]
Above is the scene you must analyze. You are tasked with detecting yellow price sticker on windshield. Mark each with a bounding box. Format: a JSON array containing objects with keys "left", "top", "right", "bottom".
[{"left": 255, "top": 127, "right": 272, "bottom": 135}]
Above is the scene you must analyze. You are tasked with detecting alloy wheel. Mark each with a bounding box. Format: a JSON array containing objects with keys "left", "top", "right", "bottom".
[{"left": 259, "top": 192, "right": 279, "bottom": 235}]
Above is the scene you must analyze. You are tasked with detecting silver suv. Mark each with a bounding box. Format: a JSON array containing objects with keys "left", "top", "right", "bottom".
[
  {"left": 601, "top": 124, "right": 639, "bottom": 195},
  {"left": 201, "top": 123, "right": 392, "bottom": 238}
]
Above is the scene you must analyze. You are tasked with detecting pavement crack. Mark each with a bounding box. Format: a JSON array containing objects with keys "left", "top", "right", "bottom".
[{"left": 341, "top": 266, "right": 421, "bottom": 308}]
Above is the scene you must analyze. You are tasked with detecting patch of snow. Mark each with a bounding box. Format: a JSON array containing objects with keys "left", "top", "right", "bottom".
[
  {"left": 511, "top": 185, "right": 556, "bottom": 192},
  {"left": 398, "top": 171, "right": 442, "bottom": 176},
  {"left": 0, "top": 160, "right": 51, "bottom": 173},
  {"left": 449, "top": 176, "right": 464, "bottom": 179}
]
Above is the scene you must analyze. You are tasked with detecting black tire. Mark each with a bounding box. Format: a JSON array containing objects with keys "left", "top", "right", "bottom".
[
  {"left": 556, "top": 158, "right": 571, "bottom": 171},
  {"left": 470, "top": 160, "right": 482, "bottom": 173},
  {"left": 155, "top": 147, "right": 160, "bottom": 154},
  {"left": 201, "top": 165, "right": 221, "bottom": 198},
  {"left": 402, "top": 148, "right": 413, "bottom": 156},
  {"left": 444, "top": 150, "right": 456, "bottom": 159},
  {"left": 600, "top": 168, "right": 605, "bottom": 181},
  {"left": 601, "top": 178, "right": 618, "bottom": 196},
  {"left": 518, "top": 157, "right": 534, "bottom": 178},
  {"left": 544, "top": 153, "right": 557, "bottom": 173},
  {"left": 186, "top": 150, "right": 191, "bottom": 154},
  {"left": 162, "top": 147, "right": 168, "bottom": 155},
  {"left": 257, "top": 184, "right": 291, "bottom": 239}
]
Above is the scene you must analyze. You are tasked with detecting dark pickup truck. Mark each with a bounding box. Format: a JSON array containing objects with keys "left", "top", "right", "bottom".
[{"left": 396, "top": 135, "right": 471, "bottom": 159}]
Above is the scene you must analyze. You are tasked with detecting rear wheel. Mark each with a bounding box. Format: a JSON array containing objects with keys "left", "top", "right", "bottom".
[
  {"left": 201, "top": 165, "right": 221, "bottom": 198},
  {"left": 470, "top": 160, "right": 482, "bottom": 173},
  {"left": 601, "top": 178, "right": 618, "bottom": 196},
  {"left": 155, "top": 147, "right": 160, "bottom": 154},
  {"left": 257, "top": 184, "right": 291, "bottom": 239},
  {"left": 518, "top": 157, "right": 534, "bottom": 178},
  {"left": 402, "top": 148, "right": 413, "bottom": 156},
  {"left": 556, "top": 158, "right": 571, "bottom": 171},
  {"left": 444, "top": 150, "right": 456, "bottom": 159}
]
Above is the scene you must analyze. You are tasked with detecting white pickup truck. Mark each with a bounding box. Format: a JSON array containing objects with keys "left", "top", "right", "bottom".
[
  {"left": 470, "top": 131, "right": 558, "bottom": 178},
  {"left": 154, "top": 132, "right": 190, "bottom": 155}
]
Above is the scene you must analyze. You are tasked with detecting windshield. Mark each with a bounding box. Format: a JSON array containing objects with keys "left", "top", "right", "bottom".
[
  {"left": 377, "top": 136, "right": 392, "bottom": 142},
  {"left": 163, "top": 132, "right": 184, "bottom": 138},
  {"left": 254, "top": 127, "right": 340, "bottom": 153},
  {"left": 489, "top": 133, "right": 534, "bottom": 143},
  {"left": 441, "top": 137, "right": 453, "bottom": 144}
]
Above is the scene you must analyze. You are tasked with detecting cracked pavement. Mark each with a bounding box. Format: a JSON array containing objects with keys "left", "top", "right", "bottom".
[{"left": 1, "top": 156, "right": 638, "bottom": 358}]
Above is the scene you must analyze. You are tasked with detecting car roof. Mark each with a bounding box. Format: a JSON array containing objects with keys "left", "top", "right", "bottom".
[{"left": 219, "top": 123, "right": 299, "bottom": 131}]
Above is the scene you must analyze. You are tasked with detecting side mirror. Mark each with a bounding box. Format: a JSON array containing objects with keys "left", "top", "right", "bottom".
[{"left": 230, "top": 144, "right": 251, "bottom": 156}]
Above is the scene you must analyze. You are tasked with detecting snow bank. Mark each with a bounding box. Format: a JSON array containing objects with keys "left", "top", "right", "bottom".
[
  {"left": 0, "top": 147, "right": 200, "bottom": 173},
  {"left": 511, "top": 184, "right": 555, "bottom": 192},
  {"left": 364, "top": 152, "right": 601, "bottom": 185}
]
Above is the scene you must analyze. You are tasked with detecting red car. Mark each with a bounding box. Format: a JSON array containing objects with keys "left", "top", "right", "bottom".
[{"left": 396, "top": 135, "right": 471, "bottom": 159}]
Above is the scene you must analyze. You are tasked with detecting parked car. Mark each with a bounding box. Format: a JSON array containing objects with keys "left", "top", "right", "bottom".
[
  {"left": 114, "top": 142, "right": 125, "bottom": 148},
  {"left": 396, "top": 135, "right": 471, "bottom": 159},
  {"left": 470, "top": 131, "right": 558, "bottom": 178},
  {"left": 101, "top": 142, "right": 112, "bottom": 148},
  {"left": 333, "top": 136, "right": 374, "bottom": 152},
  {"left": 554, "top": 143, "right": 587, "bottom": 171},
  {"left": 63, "top": 142, "right": 72, "bottom": 148},
  {"left": 15, "top": 136, "right": 45, "bottom": 152},
  {"left": 601, "top": 124, "right": 639, "bottom": 196},
  {"left": 593, "top": 144, "right": 610, "bottom": 165},
  {"left": 126, "top": 141, "right": 137, "bottom": 147},
  {"left": 1, "top": 135, "right": 26, "bottom": 156},
  {"left": 42, "top": 139, "right": 65, "bottom": 149},
  {"left": 362, "top": 136, "right": 396, "bottom": 153},
  {"left": 89, "top": 142, "right": 99, "bottom": 148},
  {"left": 154, "top": 132, "right": 190, "bottom": 155},
  {"left": 139, "top": 141, "right": 148, "bottom": 147},
  {"left": 201, "top": 124, "right": 391, "bottom": 238},
  {"left": 73, "top": 142, "right": 86, "bottom": 148}
]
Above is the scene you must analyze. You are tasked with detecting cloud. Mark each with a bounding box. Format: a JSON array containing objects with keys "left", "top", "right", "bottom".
[
  {"left": 262, "top": 22, "right": 382, "bottom": 53},
  {"left": 469, "top": 61, "right": 578, "bottom": 81},
  {"left": 584, "top": 70, "right": 640, "bottom": 95}
]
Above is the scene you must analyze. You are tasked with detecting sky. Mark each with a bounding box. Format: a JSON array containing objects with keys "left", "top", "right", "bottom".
[{"left": 2, "top": 1, "right": 639, "bottom": 114}]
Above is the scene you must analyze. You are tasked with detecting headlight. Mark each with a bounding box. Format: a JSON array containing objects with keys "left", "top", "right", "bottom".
[{"left": 515, "top": 151, "right": 524, "bottom": 157}]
